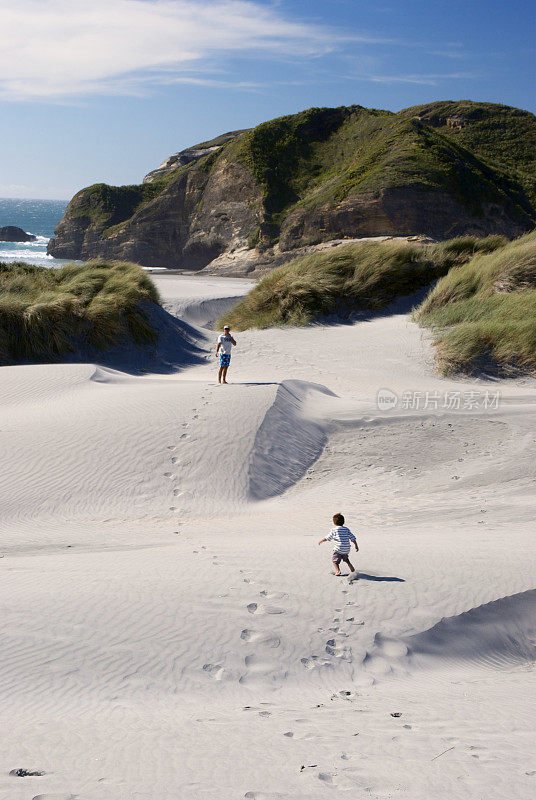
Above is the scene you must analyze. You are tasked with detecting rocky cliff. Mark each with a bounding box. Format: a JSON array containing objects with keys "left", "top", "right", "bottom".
[{"left": 48, "top": 102, "right": 536, "bottom": 274}]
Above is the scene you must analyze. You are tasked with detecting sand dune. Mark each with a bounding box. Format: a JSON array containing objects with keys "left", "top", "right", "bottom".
[{"left": 0, "top": 274, "right": 535, "bottom": 800}]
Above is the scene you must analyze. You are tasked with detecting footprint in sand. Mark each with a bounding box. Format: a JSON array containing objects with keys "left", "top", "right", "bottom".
[
  {"left": 326, "top": 638, "right": 351, "bottom": 659},
  {"left": 317, "top": 770, "right": 368, "bottom": 790},
  {"left": 167, "top": 445, "right": 176, "bottom": 450},
  {"left": 300, "top": 655, "right": 331, "bottom": 670},
  {"left": 241, "top": 629, "right": 280, "bottom": 648},
  {"left": 173, "top": 488, "right": 182, "bottom": 496},
  {"left": 248, "top": 604, "right": 286, "bottom": 615},
  {"left": 163, "top": 472, "right": 175, "bottom": 479},
  {"left": 180, "top": 433, "right": 189, "bottom": 439},
  {"left": 202, "top": 663, "right": 225, "bottom": 680},
  {"left": 32, "top": 795, "right": 77, "bottom": 800},
  {"left": 239, "top": 654, "right": 285, "bottom": 686},
  {"left": 259, "top": 590, "right": 288, "bottom": 601},
  {"left": 171, "top": 457, "right": 180, "bottom": 464}
]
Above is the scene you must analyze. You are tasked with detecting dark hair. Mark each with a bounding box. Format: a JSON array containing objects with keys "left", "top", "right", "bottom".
[{"left": 333, "top": 513, "right": 344, "bottom": 526}]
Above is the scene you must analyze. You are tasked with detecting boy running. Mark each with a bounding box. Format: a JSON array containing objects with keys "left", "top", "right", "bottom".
[
  {"left": 318, "top": 513, "right": 358, "bottom": 575},
  {"left": 215, "top": 324, "right": 236, "bottom": 384}
]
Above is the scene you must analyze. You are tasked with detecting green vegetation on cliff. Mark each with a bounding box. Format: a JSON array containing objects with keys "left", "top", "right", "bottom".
[
  {"left": 219, "top": 235, "right": 506, "bottom": 330},
  {"left": 226, "top": 102, "right": 536, "bottom": 242},
  {"left": 400, "top": 101, "right": 536, "bottom": 206},
  {"left": 414, "top": 230, "right": 536, "bottom": 374},
  {"left": 0, "top": 260, "right": 160, "bottom": 364},
  {"left": 227, "top": 106, "right": 391, "bottom": 239},
  {"left": 55, "top": 101, "right": 536, "bottom": 251},
  {"left": 68, "top": 179, "right": 175, "bottom": 232}
]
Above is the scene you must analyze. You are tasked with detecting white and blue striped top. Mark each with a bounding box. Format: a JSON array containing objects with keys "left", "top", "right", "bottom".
[{"left": 326, "top": 525, "right": 356, "bottom": 553}]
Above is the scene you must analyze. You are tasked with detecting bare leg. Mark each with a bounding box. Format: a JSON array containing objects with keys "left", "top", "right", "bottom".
[
  {"left": 332, "top": 559, "right": 341, "bottom": 575},
  {"left": 218, "top": 366, "right": 223, "bottom": 384},
  {"left": 222, "top": 366, "right": 229, "bottom": 384},
  {"left": 344, "top": 556, "right": 355, "bottom": 572}
]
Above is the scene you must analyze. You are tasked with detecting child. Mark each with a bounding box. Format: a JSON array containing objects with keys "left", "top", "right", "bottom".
[
  {"left": 318, "top": 513, "right": 358, "bottom": 576},
  {"left": 215, "top": 324, "right": 236, "bottom": 385}
]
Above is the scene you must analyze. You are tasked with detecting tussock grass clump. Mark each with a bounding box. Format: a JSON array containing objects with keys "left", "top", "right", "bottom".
[
  {"left": 0, "top": 260, "right": 160, "bottom": 365},
  {"left": 415, "top": 230, "right": 536, "bottom": 374},
  {"left": 220, "top": 236, "right": 506, "bottom": 331}
]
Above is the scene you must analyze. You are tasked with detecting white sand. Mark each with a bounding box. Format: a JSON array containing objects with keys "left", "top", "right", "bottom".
[{"left": 1, "top": 274, "right": 535, "bottom": 800}]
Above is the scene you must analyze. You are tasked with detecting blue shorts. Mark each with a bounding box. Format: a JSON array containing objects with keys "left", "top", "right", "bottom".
[{"left": 219, "top": 353, "right": 231, "bottom": 367}]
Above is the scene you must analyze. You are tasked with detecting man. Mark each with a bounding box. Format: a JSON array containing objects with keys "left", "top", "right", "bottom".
[{"left": 215, "top": 324, "right": 236, "bottom": 384}]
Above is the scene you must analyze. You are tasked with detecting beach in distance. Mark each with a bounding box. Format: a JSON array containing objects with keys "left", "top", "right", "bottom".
[{"left": 0, "top": 269, "right": 535, "bottom": 800}]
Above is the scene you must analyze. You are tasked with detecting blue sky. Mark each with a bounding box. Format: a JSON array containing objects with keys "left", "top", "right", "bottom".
[{"left": 1, "top": 0, "right": 534, "bottom": 199}]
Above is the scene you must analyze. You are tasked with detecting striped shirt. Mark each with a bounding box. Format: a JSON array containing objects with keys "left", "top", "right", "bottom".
[{"left": 325, "top": 525, "right": 356, "bottom": 554}]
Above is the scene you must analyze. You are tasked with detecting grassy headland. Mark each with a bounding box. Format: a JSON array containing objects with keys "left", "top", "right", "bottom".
[
  {"left": 227, "top": 104, "right": 535, "bottom": 244},
  {"left": 414, "top": 231, "right": 536, "bottom": 374},
  {"left": 220, "top": 236, "right": 507, "bottom": 330},
  {"left": 0, "top": 260, "right": 160, "bottom": 365},
  {"left": 51, "top": 101, "right": 536, "bottom": 262}
]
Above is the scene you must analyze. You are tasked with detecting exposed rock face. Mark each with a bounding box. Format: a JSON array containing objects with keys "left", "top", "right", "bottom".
[
  {"left": 143, "top": 130, "right": 247, "bottom": 184},
  {"left": 48, "top": 101, "right": 536, "bottom": 273},
  {"left": 0, "top": 225, "right": 36, "bottom": 242},
  {"left": 278, "top": 187, "right": 528, "bottom": 251},
  {"left": 49, "top": 159, "right": 261, "bottom": 269}
]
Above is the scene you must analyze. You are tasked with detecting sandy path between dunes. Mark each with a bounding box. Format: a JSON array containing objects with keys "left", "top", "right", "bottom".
[{"left": 0, "top": 274, "right": 535, "bottom": 800}]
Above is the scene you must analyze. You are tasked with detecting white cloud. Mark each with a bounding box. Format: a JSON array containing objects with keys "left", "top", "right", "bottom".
[
  {"left": 367, "top": 72, "right": 478, "bottom": 86},
  {"left": 0, "top": 0, "right": 364, "bottom": 99}
]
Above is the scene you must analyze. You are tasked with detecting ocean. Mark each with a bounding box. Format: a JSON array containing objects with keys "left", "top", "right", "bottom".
[{"left": 0, "top": 197, "right": 68, "bottom": 267}]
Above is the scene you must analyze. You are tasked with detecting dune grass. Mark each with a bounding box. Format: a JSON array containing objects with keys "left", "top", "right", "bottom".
[
  {"left": 0, "top": 260, "right": 160, "bottom": 365},
  {"left": 414, "top": 231, "right": 536, "bottom": 374},
  {"left": 220, "top": 235, "right": 507, "bottom": 331}
]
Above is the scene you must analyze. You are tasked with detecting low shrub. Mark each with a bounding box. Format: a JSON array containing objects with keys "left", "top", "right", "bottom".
[
  {"left": 415, "top": 230, "right": 536, "bottom": 374},
  {"left": 0, "top": 260, "right": 160, "bottom": 364},
  {"left": 220, "top": 235, "right": 506, "bottom": 331}
]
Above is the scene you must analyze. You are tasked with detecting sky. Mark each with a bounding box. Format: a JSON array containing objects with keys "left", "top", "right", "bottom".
[{"left": 0, "top": 0, "right": 534, "bottom": 200}]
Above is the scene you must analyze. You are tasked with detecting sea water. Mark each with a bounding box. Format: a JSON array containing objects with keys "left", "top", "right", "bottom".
[{"left": 0, "top": 197, "right": 68, "bottom": 267}]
